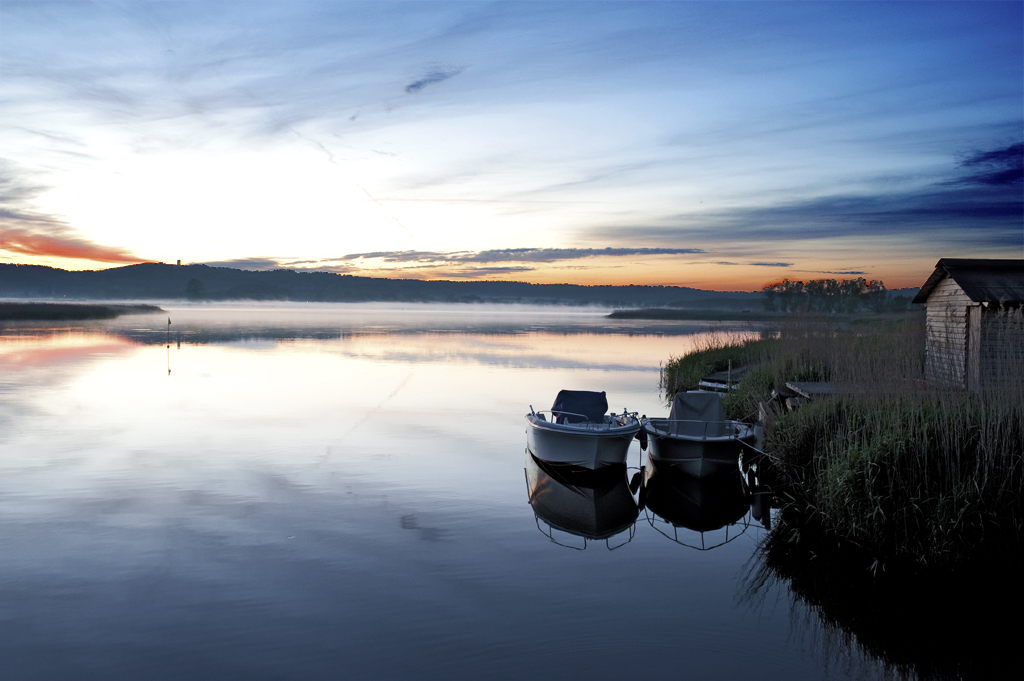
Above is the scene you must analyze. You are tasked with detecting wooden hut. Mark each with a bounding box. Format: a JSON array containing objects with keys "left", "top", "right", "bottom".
[{"left": 913, "top": 258, "right": 1024, "bottom": 390}]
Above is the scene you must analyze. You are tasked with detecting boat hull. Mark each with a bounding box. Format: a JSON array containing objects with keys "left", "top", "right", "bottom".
[
  {"left": 526, "top": 416, "right": 639, "bottom": 470},
  {"left": 644, "top": 419, "right": 754, "bottom": 479},
  {"left": 525, "top": 454, "right": 637, "bottom": 540},
  {"left": 643, "top": 458, "right": 748, "bottom": 532}
]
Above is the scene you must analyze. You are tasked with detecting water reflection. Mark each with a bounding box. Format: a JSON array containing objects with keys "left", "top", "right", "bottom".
[
  {"left": 743, "top": 508, "right": 1022, "bottom": 681},
  {"left": 641, "top": 458, "right": 752, "bottom": 550},
  {"left": 522, "top": 452, "right": 779, "bottom": 552},
  {"left": 2, "top": 306, "right": 889, "bottom": 680},
  {"left": 524, "top": 453, "right": 638, "bottom": 550}
]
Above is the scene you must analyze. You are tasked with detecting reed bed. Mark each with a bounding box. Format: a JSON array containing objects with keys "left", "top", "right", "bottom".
[
  {"left": 769, "top": 393, "right": 1024, "bottom": 571},
  {"left": 664, "top": 311, "right": 1024, "bottom": 572},
  {"left": 659, "top": 328, "right": 776, "bottom": 418}
]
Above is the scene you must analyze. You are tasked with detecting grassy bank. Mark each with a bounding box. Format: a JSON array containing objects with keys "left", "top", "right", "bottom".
[
  {"left": 663, "top": 312, "right": 1024, "bottom": 573},
  {"left": 0, "top": 302, "right": 162, "bottom": 321},
  {"left": 659, "top": 329, "right": 776, "bottom": 418}
]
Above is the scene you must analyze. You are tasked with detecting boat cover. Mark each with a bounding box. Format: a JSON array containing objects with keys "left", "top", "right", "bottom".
[
  {"left": 668, "top": 391, "right": 730, "bottom": 437},
  {"left": 551, "top": 390, "right": 608, "bottom": 424}
]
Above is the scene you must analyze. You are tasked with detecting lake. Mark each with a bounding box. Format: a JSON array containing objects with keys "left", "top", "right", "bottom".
[{"left": 0, "top": 304, "right": 888, "bottom": 679}]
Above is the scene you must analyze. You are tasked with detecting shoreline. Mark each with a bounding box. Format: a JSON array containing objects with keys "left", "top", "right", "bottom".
[{"left": 0, "top": 302, "right": 163, "bottom": 321}]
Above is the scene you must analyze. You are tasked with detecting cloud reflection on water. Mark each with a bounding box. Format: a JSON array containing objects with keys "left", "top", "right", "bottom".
[{"left": 0, "top": 305, "right": 850, "bottom": 680}]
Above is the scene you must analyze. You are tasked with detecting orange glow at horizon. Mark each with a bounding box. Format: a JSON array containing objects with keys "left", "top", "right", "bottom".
[
  {"left": 1, "top": 229, "right": 144, "bottom": 265},
  {"left": 2, "top": 251, "right": 937, "bottom": 292}
]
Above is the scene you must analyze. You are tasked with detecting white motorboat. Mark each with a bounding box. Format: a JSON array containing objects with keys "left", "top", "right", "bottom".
[
  {"left": 525, "top": 389, "right": 641, "bottom": 470},
  {"left": 642, "top": 391, "right": 755, "bottom": 479}
]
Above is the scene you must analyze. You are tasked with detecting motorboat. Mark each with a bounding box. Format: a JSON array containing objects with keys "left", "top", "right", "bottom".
[
  {"left": 641, "top": 390, "right": 755, "bottom": 479},
  {"left": 525, "top": 389, "right": 642, "bottom": 470},
  {"left": 525, "top": 452, "right": 638, "bottom": 550}
]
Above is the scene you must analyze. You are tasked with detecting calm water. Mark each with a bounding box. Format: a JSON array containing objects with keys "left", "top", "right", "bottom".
[{"left": 0, "top": 304, "right": 886, "bottom": 680}]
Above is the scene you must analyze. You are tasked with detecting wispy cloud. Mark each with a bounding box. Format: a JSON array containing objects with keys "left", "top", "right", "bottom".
[
  {"left": 405, "top": 67, "right": 463, "bottom": 94},
  {"left": 203, "top": 247, "right": 709, "bottom": 277},
  {"left": 200, "top": 258, "right": 292, "bottom": 271},
  {"left": 337, "top": 247, "right": 705, "bottom": 264},
  {"left": 589, "top": 142, "right": 1024, "bottom": 250},
  {"left": 949, "top": 142, "right": 1023, "bottom": 187},
  {"left": 792, "top": 269, "right": 870, "bottom": 275},
  {"left": 428, "top": 265, "right": 534, "bottom": 279},
  {"left": 0, "top": 162, "right": 141, "bottom": 264}
]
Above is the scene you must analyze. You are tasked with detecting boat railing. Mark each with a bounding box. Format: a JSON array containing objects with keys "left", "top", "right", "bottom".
[
  {"left": 648, "top": 418, "right": 744, "bottom": 440},
  {"left": 643, "top": 507, "right": 751, "bottom": 551},
  {"left": 532, "top": 513, "right": 636, "bottom": 551},
  {"left": 530, "top": 410, "right": 637, "bottom": 429}
]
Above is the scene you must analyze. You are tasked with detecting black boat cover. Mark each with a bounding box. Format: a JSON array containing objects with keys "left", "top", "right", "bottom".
[{"left": 551, "top": 390, "right": 608, "bottom": 424}]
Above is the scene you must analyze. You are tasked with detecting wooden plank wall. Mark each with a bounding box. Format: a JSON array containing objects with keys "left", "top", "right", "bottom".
[
  {"left": 980, "top": 305, "right": 1024, "bottom": 390},
  {"left": 925, "top": 277, "right": 971, "bottom": 387}
]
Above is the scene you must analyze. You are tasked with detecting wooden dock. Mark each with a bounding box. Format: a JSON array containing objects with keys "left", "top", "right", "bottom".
[{"left": 698, "top": 363, "right": 755, "bottom": 392}]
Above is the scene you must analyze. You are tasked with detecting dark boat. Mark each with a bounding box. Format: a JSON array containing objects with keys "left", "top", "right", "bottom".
[{"left": 641, "top": 391, "right": 755, "bottom": 478}]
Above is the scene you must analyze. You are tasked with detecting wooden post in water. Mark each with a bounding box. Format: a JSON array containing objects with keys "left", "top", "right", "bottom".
[{"left": 167, "top": 317, "right": 172, "bottom": 376}]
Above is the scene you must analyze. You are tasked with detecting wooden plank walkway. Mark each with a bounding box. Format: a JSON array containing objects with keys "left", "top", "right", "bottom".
[
  {"left": 785, "top": 381, "right": 842, "bottom": 400},
  {"left": 698, "top": 364, "right": 755, "bottom": 391}
]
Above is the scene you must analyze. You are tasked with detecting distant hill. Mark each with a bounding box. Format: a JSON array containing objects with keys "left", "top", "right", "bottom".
[{"left": 0, "top": 263, "right": 761, "bottom": 308}]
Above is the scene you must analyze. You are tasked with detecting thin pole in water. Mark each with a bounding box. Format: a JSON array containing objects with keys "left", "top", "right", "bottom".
[{"left": 166, "top": 317, "right": 172, "bottom": 376}]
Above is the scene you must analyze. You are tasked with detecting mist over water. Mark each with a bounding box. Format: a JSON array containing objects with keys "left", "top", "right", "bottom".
[{"left": 0, "top": 304, "right": 888, "bottom": 679}]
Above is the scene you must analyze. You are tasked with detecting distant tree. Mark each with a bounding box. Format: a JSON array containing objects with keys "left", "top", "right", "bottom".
[
  {"left": 762, "top": 284, "right": 778, "bottom": 312},
  {"left": 866, "top": 280, "right": 888, "bottom": 313},
  {"left": 777, "top": 279, "right": 805, "bottom": 312},
  {"left": 887, "top": 295, "right": 911, "bottom": 313},
  {"left": 185, "top": 278, "right": 207, "bottom": 300},
  {"left": 839, "top": 278, "right": 867, "bottom": 313},
  {"left": 762, "top": 277, "right": 889, "bottom": 314}
]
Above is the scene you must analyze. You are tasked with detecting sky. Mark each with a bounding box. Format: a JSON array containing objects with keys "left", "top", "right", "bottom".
[{"left": 1, "top": 1, "right": 1022, "bottom": 291}]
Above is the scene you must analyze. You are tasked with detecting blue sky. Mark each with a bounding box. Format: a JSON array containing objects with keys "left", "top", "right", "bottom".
[{"left": 1, "top": 1, "right": 1021, "bottom": 289}]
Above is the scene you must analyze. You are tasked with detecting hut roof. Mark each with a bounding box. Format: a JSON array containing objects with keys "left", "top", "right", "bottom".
[{"left": 913, "top": 258, "right": 1024, "bottom": 304}]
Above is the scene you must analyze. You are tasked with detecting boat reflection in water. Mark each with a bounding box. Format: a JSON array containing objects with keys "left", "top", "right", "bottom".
[
  {"left": 641, "top": 457, "right": 752, "bottom": 550},
  {"left": 524, "top": 452, "right": 639, "bottom": 550}
]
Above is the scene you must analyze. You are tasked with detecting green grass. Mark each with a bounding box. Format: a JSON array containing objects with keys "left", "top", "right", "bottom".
[
  {"left": 767, "top": 393, "right": 1024, "bottom": 572},
  {"left": 659, "top": 330, "right": 775, "bottom": 409},
  {"left": 662, "top": 311, "right": 1024, "bottom": 573}
]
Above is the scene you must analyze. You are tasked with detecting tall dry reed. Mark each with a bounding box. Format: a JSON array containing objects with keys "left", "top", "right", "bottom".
[
  {"left": 662, "top": 312, "right": 1024, "bottom": 570},
  {"left": 764, "top": 311, "right": 1023, "bottom": 571}
]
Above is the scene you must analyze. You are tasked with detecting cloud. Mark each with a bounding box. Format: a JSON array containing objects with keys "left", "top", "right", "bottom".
[
  {"left": 429, "top": 266, "right": 535, "bottom": 279},
  {"left": 338, "top": 250, "right": 451, "bottom": 263},
  {"left": 748, "top": 262, "right": 793, "bottom": 268},
  {"left": 201, "top": 258, "right": 291, "bottom": 270},
  {"left": 338, "top": 247, "right": 705, "bottom": 264},
  {"left": 194, "top": 248, "right": 708, "bottom": 278},
  {"left": 590, "top": 142, "right": 1024, "bottom": 249},
  {"left": 950, "top": 142, "right": 1023, "bottom": 187},
  {"left": 0, "top": 162, "right": 141, "bottom": 264},
  {"left": 405, "top": 68, "right": 463, "bottom": 94},
  {"left": 793, "top": 269, "right": 869, "bottom": 275}
]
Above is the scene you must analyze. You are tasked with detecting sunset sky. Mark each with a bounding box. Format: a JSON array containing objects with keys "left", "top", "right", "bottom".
[{"left": 1, "top": 1, "right": 1021, "bottom": 291}]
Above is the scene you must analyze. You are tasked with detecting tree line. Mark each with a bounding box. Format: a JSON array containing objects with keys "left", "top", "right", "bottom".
[{"left": 762, "top": 278, "right": 912, "bottom": 314}]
